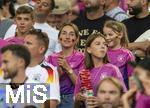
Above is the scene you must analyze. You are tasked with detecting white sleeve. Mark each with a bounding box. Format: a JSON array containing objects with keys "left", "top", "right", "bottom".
[
  {"left": 4, "top": 24, "right": 17, "bottom": 39},
  {"left": 134, "top": 29, "right": 150, "bottom": 42}
]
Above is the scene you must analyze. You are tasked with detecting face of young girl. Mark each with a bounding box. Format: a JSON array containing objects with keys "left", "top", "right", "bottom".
[
  {"left": 87, "top": 37, "right": 107, "bottom": 59},
  {"left": 59, "top": 25, "right": 78, "bottom": 48},
  {"left": 103, "top": 27, "right": 121, "bottom": 49}
]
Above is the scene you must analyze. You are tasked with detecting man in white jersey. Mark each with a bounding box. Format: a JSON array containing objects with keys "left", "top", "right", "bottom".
[
  {"left": 24, "top": 29, "right": 60, "bottom": 108},
  {"left": 0, "top": 44, "right": 49, "bottom": 108}
]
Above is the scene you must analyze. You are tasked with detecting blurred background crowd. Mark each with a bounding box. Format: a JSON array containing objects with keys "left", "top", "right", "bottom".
[{"left": 0, "top": 0, "right": 150, "bottom": 108}]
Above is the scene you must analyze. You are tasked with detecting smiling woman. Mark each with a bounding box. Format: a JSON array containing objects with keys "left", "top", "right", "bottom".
[
  {"left": 47, "top": 22, "right": 84, "bottom": 108},
  {"left": 58, "top": 23, "right": 79, "bottom": 49}
]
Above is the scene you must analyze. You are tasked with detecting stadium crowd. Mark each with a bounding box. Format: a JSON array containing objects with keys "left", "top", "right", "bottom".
[{"left": 0, "top": 0, "right": 150, "bottom": 108}]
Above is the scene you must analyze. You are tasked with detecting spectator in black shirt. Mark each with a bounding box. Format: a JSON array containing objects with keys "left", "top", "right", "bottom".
[
  {"left": 122, "top": 0, "right": 150, "bottom": 58},
  {"left": 72, "top": 0, "right": 113, "bottom": 52}
]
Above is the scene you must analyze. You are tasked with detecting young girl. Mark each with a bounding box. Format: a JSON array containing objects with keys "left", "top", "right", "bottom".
[
  {"left": 103, "top": 20, "right": 135, "bottom": 88},
  {"left": 74, "top": 33, "right": 125, "bottom": 107},
  {"left": 47, "top": 23, "right": 84, "bottom": 108}
]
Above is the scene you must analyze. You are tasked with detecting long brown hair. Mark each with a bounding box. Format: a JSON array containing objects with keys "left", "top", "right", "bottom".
[
  {"left": 58, "top": 22, "right": 79, "bottom": 39},
  {"left": 85, "top": 33, "right": 108, "bottom": 69},
  {"left": 58, "top": 22, "right": 79, "bottom": 49}
]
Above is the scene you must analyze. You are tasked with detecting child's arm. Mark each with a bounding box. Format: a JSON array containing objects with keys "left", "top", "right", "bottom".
[{"left": 127, "top": 51, "right": 135, "bottom": 77}]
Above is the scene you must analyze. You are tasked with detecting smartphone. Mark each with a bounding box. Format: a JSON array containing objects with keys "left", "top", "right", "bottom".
[{"left": 133, "top": 74, "right": 145, "bottom": 93}]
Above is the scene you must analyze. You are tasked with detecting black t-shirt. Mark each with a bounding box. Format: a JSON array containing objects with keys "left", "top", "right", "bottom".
[
  {"left": 122, "top": 14, "right": 150, "bottom": 42},
  {"left": 72, "top": 13, "right": 113, "bottom": 52}
]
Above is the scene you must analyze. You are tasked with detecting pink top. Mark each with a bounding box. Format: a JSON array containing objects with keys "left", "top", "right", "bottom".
[
  {"left": 0, "top": 39, "right": 9, "bottom": 48},
  {"left": 119, "top": 0, "right": 128, "bottom": 12},
  {"left": 74, "top": 63, "right": 126, "bottom": 96},
  {"left": 0, "top": 39, "right": 10, "bottom": 66},
  {"left": 136, "top": 92, "right": 150, "bottom": 108},
  {"left": 107, "top": 48, "right": 135, "bottom": 79},
  {"left": 47, "top": 50, "right": 84, "bottom": 94},
  {"left": 5, "top": 36, "right": 24, "bottom": 45},
  {"left": 78, "top": 1, "right": 85, "bottom": 12}
]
